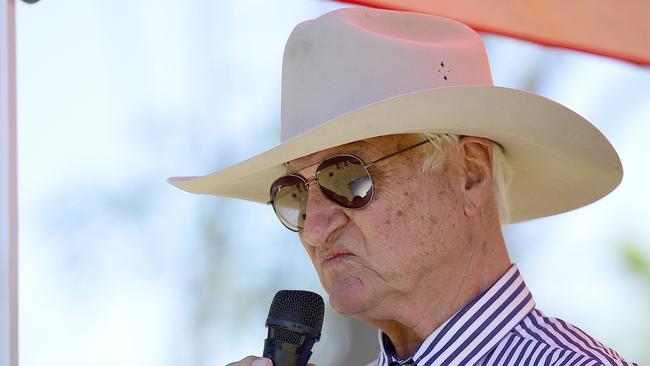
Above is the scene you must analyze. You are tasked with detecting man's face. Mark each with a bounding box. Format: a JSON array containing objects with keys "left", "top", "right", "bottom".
[{"left": 287, "top": 134, "right": 472, "bottom": 321}]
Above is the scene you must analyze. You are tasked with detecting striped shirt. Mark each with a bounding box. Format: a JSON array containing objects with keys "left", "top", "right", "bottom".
[{"left": 371, "top": 265, "right": 638, "bottom": 366}]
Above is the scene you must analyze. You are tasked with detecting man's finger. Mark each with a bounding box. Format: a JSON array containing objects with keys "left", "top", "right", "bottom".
[
  {"left": 251, "top": 358, "right": 272, "bottom": 366},
  {"left": 225, "top": 356, "right": 271, "bottom": 366}
]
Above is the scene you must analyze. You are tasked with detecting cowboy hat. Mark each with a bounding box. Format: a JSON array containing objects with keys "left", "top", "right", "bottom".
[{"left": 168, "top": 7, "right": 622, "bottom": 223}]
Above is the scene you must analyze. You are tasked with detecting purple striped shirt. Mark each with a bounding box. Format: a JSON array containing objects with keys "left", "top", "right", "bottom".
[{"left": 371, "top": 265, "right": 638, "bottom": 366}]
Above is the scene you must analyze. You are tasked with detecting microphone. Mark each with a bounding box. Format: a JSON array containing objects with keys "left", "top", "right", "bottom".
[{"left": 263, "top": 290, "right": 325, "bottom": 366}]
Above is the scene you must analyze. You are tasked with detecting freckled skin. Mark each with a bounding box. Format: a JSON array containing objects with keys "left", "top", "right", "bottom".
[{"left": 288, "top": 134, "right": 511, "bottom": 359}]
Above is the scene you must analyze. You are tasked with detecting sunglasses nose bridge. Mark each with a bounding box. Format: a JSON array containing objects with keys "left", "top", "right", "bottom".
[
  {"left": 304, "top": 176, "right": 319, "bottom": 188},
  {"left": 304, "top": 176, "right": 329, "bottom": 205},
  {"left": 304, "top": 173, "right": 349, "bottom": 215},
  {"left": 301, "top": 179, "right": 350, "bottom": 243}
]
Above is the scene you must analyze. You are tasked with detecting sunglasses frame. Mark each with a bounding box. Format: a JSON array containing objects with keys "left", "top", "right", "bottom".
[{"left": 268, "top": 139, "right": 430, "bottom": 232}]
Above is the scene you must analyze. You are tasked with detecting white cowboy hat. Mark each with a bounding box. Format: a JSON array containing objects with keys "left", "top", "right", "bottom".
[{"left": 168, "top": 7, "right": 622, "bottom": 223}]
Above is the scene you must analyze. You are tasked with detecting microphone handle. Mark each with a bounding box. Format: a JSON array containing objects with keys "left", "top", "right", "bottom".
[{"left": 263, "top": 338, "right": 312, "bottom": 366}]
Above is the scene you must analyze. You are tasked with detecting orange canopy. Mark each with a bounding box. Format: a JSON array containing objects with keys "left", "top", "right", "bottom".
[{"left": 335, "top": 0, "right": 650, "bottom": 66}]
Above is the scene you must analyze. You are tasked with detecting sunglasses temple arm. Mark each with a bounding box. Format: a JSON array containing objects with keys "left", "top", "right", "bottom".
[{"left": 365, "top": 139, "right": 430, "bottom": 167}]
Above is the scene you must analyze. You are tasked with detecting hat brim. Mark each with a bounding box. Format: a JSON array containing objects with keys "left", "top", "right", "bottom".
[{"left": 168, "top": 85, "right": 622, "bottom": 223}]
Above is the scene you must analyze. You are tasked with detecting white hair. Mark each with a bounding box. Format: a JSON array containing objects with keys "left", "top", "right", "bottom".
[{"left": 419, "top": 133, "right": 513, "bottom": 224}]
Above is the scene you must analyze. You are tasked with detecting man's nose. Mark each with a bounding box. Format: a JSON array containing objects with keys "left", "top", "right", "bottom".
[{"left": 300, "top": 182, "right": 348, "bottom": 247}]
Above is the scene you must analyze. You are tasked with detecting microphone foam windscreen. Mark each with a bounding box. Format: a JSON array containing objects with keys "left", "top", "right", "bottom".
[{"left": 267, "top": 290, "right": 325, "bottom": 341}]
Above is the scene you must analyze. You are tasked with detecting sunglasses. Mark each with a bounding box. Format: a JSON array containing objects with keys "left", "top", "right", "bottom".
[{"left": 268, "top": 139, "right": 430, "bottom": 232}]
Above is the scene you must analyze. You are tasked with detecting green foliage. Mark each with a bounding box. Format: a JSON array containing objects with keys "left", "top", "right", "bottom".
[{"left": 621, "top": 239, "right": 650, "bottom": 281}]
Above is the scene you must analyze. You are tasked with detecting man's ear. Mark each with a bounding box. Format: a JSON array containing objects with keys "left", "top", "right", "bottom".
[{"left": 459, "top": 137, "right": 493, "bottom": 217}]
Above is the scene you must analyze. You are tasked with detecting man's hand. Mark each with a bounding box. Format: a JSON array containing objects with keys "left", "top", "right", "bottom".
[
  {"left": 225, "top": 356, "right": 315, "bottom": 366},
  {"left": 226, "top": 356, "right": 271, "bottom": 366}
]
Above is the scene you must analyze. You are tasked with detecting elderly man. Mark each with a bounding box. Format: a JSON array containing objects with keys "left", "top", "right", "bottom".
[{"left": 169, "top": 7, "right": 637, "bottom": 366}]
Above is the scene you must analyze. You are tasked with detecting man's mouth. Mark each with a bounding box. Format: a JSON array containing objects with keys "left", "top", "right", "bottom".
[{"left": 323, "top": 251, "right": 354, "bottom": 265}]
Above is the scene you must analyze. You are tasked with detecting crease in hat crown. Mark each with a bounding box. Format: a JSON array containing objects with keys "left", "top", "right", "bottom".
[
  {"left": 167, "top": 7, "right": 623, "bottom": 224},
  {"left": 281, "top": 7, "right": 493, "bottom": 142}
]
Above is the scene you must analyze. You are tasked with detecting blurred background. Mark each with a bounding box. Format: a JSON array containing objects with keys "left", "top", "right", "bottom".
[{"left": 15, "top": 0, "right": 649, "bottom": 365}]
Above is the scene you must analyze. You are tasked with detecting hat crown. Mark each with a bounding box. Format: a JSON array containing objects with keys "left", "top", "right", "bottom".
[{"left": 280, "top": 8, "right": 494, "bottom": 142}]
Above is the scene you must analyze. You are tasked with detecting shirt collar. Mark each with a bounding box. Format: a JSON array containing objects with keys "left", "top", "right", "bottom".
[{"left": 377, "top": 264, "right": 535, "bottom": 366}]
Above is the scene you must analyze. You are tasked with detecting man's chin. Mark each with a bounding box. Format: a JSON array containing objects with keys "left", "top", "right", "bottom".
[{"left": 327, "top": 276, "right": 371, "bottom": 315}]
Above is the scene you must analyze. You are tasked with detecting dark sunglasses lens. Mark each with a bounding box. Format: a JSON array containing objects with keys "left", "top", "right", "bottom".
[
  {"left": 316, "top": 155, "right": 373, "bottom": 209},
  {"left": 270, "top": 175, "right": 308, "bottom": 232}
]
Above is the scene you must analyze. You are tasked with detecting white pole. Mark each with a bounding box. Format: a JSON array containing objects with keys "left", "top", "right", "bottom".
[{"left": 0, "top": 0, "right": 18, "bottom": 365}]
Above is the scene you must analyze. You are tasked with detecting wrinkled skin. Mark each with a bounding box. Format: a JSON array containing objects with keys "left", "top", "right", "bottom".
[
  {"left": 288, "top": 134, "right": 511, "bottom": 358},
  {"left": 225, "top": 133, "right": 511, "bottom": 363}
]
